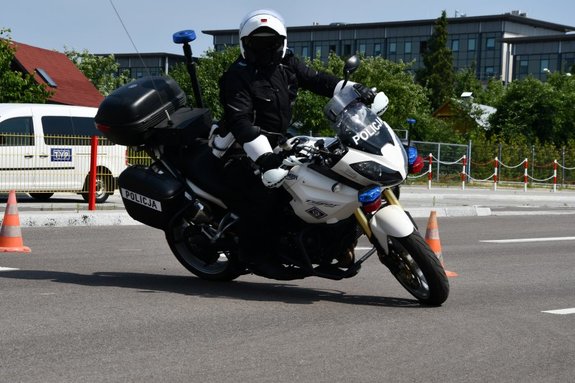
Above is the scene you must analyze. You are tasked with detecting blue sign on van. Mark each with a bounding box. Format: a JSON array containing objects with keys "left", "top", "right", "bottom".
[{"left": 51, "top": 148, "right": 72, "bottom": 162}]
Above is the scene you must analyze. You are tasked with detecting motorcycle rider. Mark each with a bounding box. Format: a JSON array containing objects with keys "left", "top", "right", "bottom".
[{"left": 218, "top": 9, "right": 376, "bottom": 279}]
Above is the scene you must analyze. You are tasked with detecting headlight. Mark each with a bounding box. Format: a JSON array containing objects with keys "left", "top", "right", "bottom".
[{"left": 349, "top": 161, "right": 403, "bottom": 186}]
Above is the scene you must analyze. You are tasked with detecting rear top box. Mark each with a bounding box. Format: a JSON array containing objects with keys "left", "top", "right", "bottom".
[{"left": 95, "top": 76, "right": 187, "bottom": 145}]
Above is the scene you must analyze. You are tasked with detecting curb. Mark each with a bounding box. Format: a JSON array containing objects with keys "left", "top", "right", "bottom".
[
  {"left": 12, "top": 206, "right": 493, "bottom": 228},
  {"left": 407, "top": 206, "right": 492, "bottom": 218},
  {"left": 18, "top": 211, "right": 140, "bottom": 227}
]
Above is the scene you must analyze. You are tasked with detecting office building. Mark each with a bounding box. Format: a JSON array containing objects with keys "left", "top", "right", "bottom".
[{"left": 204, "top": 12, "right": 575, "bottom": 83}]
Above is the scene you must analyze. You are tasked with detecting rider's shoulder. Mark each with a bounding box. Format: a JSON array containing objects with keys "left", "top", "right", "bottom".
[{"left": 227, "top": 56, "right": 251, "bottom": 72}]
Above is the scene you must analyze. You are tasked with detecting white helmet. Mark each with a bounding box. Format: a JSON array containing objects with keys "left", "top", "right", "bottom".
[{"left": 239, "top": 9, "right": 287, "bottom": 67}]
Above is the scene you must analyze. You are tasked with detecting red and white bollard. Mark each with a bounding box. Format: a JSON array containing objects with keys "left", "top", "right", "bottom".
[
  {"left": 428, "top": 153, "right": 433, "bottom": 190},
  {"left": 461, "top": 155, "right": 467, "bottom": 190},
  {"left": 494, "top": 157, "right": 499, "bottom": 191},
  {"left": 553, "top": 159, "right": 558, "bottom": 193},
  {"left": 523, "top": 158, "right": 528, "bottom": 192}
]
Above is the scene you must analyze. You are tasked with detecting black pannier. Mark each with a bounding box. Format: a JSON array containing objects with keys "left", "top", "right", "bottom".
[
  {"left": 118, "top": 163, "right": 191, "bottom": 230},
  {"left": 95, "top": 76, "right": 211, "bottom": 146}
]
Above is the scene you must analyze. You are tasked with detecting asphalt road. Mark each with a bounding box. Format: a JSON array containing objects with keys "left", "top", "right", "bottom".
[{"left": 1, "top": 214, "right": 574, "bottom": 382}]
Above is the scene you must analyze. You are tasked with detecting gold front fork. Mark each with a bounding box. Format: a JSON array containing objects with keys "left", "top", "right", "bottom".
[
  {"left": 354, "top": 208, "right": 372, "bottom": 239},
  {"left": 382, "top": 188, "right": 402, "bottom": 208}
]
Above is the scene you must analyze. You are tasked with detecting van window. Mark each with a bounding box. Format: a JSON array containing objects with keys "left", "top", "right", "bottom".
[
  {"left": 42, "top": 116, "right": 113, "bottom": 145},
  {"left": 0, "top": 117, "right": 34, "bottom": 146}
]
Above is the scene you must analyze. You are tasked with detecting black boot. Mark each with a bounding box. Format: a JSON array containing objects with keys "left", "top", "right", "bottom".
[{"left": 249, "top": 260, "right": 310, "bottom": 281}]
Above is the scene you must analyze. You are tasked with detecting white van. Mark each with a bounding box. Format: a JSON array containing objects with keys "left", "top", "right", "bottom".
[{"left": 0, "top": 103, "right": 127, "bottom": 203}]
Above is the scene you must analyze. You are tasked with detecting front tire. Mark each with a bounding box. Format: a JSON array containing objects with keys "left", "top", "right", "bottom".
[
  {"left": 383, "top": 231, "right": 449, "bottom": 306},
  {"left": 165, "top": 217, "right": 243, "bottom": 281}
]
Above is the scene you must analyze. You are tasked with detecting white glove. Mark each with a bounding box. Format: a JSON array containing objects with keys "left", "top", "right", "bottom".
[{"left": 261, "top": 168, "right": 289, "bottom": 188}]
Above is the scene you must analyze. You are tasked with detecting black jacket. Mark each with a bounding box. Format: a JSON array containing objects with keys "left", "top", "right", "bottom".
[{"left": 219, "top": 52, "right": 340, "bottom": 147}]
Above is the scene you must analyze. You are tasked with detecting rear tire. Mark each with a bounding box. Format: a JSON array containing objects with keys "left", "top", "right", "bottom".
[
  {"left": 383, "top": 230, "right": 449, "bottom": 306},
  {"left": 165, "top": 216, "right": 243, "bottom": 281},
  {"left": 81, "top": 173, "right": 111, "bottom": 203}
]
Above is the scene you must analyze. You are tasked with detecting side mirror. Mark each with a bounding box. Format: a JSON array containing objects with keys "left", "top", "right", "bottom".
[{"left": 343, "top": 55, "right": 360, "bottom": 79}]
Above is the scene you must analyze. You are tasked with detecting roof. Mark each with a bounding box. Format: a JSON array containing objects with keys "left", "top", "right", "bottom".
[
  {"left": 203, "top": 13, "right": 575, "bottom": 36},
  {"left": 100, "top": 52, "right": 185, "bottom": 59},
  {"left": 11, "top": 41, "right": 104, "bottom": 108},
  {"left": 502, "top": 33, "right": 575, "bottom": 44},
  {"left": 433, "top": 98, "right": 497, "bottom": 129}
]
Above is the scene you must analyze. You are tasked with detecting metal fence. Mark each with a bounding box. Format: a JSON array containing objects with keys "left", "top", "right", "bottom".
[
  {"left": 407, "top": 140, "right": 575, "bottom": 190},
  {"left": 4, "top": 132, "right": 574, "bottom": 199}
]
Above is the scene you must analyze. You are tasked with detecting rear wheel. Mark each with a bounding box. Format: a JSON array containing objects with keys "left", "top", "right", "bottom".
[
  {"left": 383, "top": 230, "right": 449, "bottom": 306},
  {"left": 165, "top": 217, "right": 243, "bottom": 281},
  {"left": 81, "top": 173, "right": 111, "bottom": 203}
]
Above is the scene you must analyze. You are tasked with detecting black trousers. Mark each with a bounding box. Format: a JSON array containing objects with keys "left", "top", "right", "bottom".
[{"left": 223, "top": 157, "right": 281, "bottom": 263}]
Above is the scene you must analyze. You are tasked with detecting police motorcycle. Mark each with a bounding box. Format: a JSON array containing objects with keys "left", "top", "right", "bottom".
[{"left": 95, "top": 30, "right": 449, "bottom": 306}]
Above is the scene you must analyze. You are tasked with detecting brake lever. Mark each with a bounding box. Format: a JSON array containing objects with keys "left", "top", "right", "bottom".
[{"left": 282, "top": 155, "right": 305, "bottom": 167}]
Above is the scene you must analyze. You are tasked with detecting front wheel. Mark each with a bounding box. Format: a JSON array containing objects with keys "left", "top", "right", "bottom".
[
  {"left": 383, "top": 231, "right": 449, "bottom": 306},
  {"left": 165, "top": 216, "right": 243, "bottom": 281}
]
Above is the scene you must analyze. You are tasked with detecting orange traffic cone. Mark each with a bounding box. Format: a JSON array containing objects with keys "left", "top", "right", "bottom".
[
  {"left": 0, "top": 190, "right": 31, "bottom": 253},
  {"left": 425, "top": 210, "right": 456, "bottom": 277}
]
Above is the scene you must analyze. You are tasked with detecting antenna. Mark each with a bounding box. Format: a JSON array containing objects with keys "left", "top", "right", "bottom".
[{"left": 108, "top": 0, "right": 151, "bottom": 77}]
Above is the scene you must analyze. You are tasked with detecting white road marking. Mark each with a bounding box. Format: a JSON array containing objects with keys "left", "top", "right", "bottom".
[
  {"left": 542, "top": 308, "right": 575, "bottom": 315},
  {"left": 0, "top": 266, "right": 19, "bottom": 271},
  {"left": 480, "top": 236, "right": 575, "bottom": 244}
]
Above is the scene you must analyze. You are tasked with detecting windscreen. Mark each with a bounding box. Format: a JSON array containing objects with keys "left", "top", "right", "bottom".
[{"left": 331, "top": 101, "right": 394, "bottom": 155}]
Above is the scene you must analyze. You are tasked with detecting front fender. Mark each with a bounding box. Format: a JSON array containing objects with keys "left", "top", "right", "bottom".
[{"left": 369, "top": 205, "right": 415, "bottom": 252}]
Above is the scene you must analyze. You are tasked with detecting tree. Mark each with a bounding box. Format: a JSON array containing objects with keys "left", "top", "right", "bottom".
[
  {"left": 0, "top": 28, "right": 52, "bottom": 103},
  {"left": 489, "top": 75, "right": 575, "bottom": 145},
  {"left": 416, "top": 10, "right": 455, "bottom": 110},
  {"left": 169, "top": 46, "right": 240, "bottom": 119},
  {"left": 479, "top": 77, "right": 505, "bottom": 106},
  {"left": 293, "top": 53, "right": 441, "bottom": 138},
  {"left": 65, "top": 48, "right": 129, "bottom": 96},
  {"left": 454, "top": 65, "right": 483, "bottom": 100}
]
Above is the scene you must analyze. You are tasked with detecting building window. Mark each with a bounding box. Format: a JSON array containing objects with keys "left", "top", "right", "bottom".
[
  {"left": 486, "top": 37, "right": 495, "bottom": 50},
  {"left": 301, "top": 46, "right": 309, "bottom": 58},
  {"left": 329, "top": 44, "right": 337, "bottom": 53},
  {"left": 374, "top": 43, "right": 382, "bottom": 56},
  {"left": 315, "top": 46, "right": 322, "bottom": 58},
  {"left": 485, "top": 66, "right": 495, "bottom": 77},
  {"left": 405, "top": 42, "right": 412, "bottom": 54},
  {"left": 389, "top": 42, "right": 397, "bottom": 54},
  {"left": 343, "top": 44, "right": 352, "bottom": 56},
  {"left": 518, "top": 60, "right": 529, "bottom": 75},
  {"left": 359, "top": 43, "right": 367, "bottom": 55},
  {"left": 468, "top": 38, "right": 476, "bottom": 51},
  {"left": 420, "top": 41, "right": 428, "bottom": 53},
  {"left": 451, "top": 39, "right": 459, "bottom": 52},
  {"left": 564, "top": 58, "right": 575, "bottom": 73},
  {"left": 540, "top": 59, "right": 550, "bottom": 73}
]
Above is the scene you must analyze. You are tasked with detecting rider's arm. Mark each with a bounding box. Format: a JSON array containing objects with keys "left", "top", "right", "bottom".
[{"left": 285, "top": 53, "right": 340, "bottom": 97}]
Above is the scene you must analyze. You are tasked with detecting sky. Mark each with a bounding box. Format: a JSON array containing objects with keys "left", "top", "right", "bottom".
[{"left": 3, "top": 0, "right": 575, "bottom": 57}]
